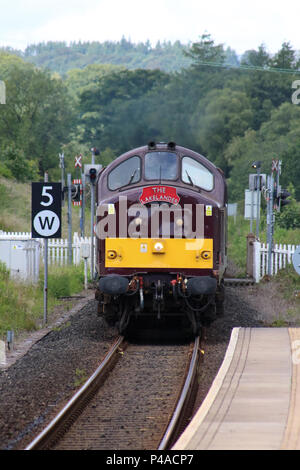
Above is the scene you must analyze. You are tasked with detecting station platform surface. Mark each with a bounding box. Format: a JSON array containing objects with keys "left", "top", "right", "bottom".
[{"left": 173, "top": 327, "right": 300, "bottom": 450}]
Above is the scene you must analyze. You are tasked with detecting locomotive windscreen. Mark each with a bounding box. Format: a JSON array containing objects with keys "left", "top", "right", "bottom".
[
  {"left": 108, "top": 155, "right": 141, "bottom": 190},
  {"left": 145, "top": 152, "right": 177, "bottom": 180}
]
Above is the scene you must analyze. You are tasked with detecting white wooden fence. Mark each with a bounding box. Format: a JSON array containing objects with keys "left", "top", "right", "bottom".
[
  {"left": 253, "top": 241, "right": 296, "bottom": 283},
  {"left": 0, "top": 230, "right": 297, "bottom": 283},
  {"left": 0, "top": 231, "right": 93, "bottom": 267}
]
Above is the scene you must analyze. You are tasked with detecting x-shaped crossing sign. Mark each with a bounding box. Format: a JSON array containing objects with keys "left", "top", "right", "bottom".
[{"left": 75, "top": 154, "right": 82, "bottom": 168}]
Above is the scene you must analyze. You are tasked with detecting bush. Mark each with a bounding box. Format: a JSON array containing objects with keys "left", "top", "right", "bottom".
[
  {"left": 40, "top": 263, "right": 84, "bottom": 298},
  {"left": 227, "top": 213, "right": 249, "bottom": 273},
  {"left": 0, "top": 262, "right": 85, "bottom": 337},
  {"left": 276, "top": 184, "right": 300, "bottom": 230},
  {"left": 276, "top": 202, "right": 300, "bottom": 230},
  {"left": 0, "top": 164, "right": 12, "bottom": 179},
  {"left": 1, "top": 144, "right": 39, "bottom": 182},
  {"left": 0, "top": 263, "right": 45, "bottom": 336}
]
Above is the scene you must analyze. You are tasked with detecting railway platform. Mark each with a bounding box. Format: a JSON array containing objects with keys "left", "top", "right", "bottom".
[{"left": 173, "top": 327, "right": 300, "bottom": 450}]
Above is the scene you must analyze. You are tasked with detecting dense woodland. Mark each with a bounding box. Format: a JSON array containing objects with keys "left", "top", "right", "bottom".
[
  {"left": 1, "top": 34, "right": 300, "bottom": 227},
  {"left": 4, "top": 37, "right": 240, "bottom": 74}
]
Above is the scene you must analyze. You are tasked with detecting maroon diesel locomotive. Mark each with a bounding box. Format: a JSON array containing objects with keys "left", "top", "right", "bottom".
[{"left": 95, "top": 142, "right": 227, "bottom": 335}]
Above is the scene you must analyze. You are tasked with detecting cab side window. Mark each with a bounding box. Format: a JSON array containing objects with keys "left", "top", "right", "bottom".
[
  {"left": 108, "top": 156, "right": 141, "bottom": 190},
  {"left": 182, "top": 156, "right": 214, "bottom": 190}
]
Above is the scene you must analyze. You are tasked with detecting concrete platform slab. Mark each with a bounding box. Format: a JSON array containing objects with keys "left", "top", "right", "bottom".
[{"left": 173, "top": 327, "right": 297, "bottom": 450}]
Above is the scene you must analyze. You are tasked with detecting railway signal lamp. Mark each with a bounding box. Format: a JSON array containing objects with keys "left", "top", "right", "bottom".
[
  {"left": 250, "top": 161, "right": 263, "bottom": 190},
  {"left": 274, "top": 185, "right": 291, "bottom": 212},
  {"left": 84, "top": 164, "right": 102, "bottom": 184},
  {"left": 91, "top": 147, "right": 100, "bottom": 156},
  {"left": 71, "top": 184, "right": 81, "bottom": 202},
  {"left": 279, "top": 188, "right": 291, "bottom": 209},
  {"left": 252, "top": 161, "right": 261, "bottom": 170},
  {"left": 89, "top": 168, "right": 97, "bottom": 185}
]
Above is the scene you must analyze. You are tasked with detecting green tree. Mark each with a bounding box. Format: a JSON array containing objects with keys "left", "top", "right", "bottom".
[
  {"left": 191, "top": 88, "right": 254, "bottom": 173},
  {"left": 276, "top": 184, "right": 300, "bottom": 229},
  {"left": 0, "top": 53, "right": 74, "bottom": 177},
  {"left": 1, "top": 144, "right": 39, "bottom": 181},
  {"left": 241, "top": 44, "right": 270, "bottom": 67},
  {"left": 225, "top": 103, "right": 300, "bottom": 202},
  {"left": 270, "top": 41, "right": 298, "bottom": 69},
  {"left": 79, "top": 68, "right": 169, "bottom": 152},
  {"left": 184, "top": 33, "right": 225, "bottom": 66}
]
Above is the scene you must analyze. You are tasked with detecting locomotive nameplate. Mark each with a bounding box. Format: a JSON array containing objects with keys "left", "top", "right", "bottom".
[
  {"left": 105, "top": 238, "right": 213, "bottom": 269},
  {"left": 139, "top": 186, "right": 180, "bottom": 205}
]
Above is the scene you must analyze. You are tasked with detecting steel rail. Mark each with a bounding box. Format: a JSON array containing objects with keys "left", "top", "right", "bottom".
[
  {"left": 158, "top": 335, "right": 200, "bottom": 450},
  {"left": 25, "top": 335, "right": 125, "bottom": 450}
]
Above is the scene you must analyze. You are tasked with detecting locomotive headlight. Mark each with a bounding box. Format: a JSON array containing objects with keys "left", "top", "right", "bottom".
[
  {"left": 107, "top": 250, "right": 117, "bottom": 259},
  {"left": 176, "top": 218, "right": 183, "bottom": 226},
  {"left": 154, "top": 242, "right": 163, "bottom": 251},
  {"left": 201, "top": 251, "right": 211, "bottom": 260},
  {"left": 153, "top": 241, "right": 165, "bottom": 253}
]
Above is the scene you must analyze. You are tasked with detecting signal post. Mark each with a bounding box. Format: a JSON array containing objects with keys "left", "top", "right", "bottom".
[
  {"left": 266, "top": 159, "right": 291, "bottom": 276},
  {"left": 84, "top": 151, "right": 102, "bottom": 280}
]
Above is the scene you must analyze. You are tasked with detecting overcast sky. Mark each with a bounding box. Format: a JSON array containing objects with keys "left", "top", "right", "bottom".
[{"left": 0, "top": 0, "right": 299, "bottom": 55}]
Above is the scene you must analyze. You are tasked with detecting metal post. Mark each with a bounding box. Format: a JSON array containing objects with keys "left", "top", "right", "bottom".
[
  {"left": 250, "top": 189, "right": 254, "bottom": 233},
  {"left": 256, "top": 168, "right": 260, "bottom": 239},
  {"left": 90, "top": 147, "right": 96, "bottom": 280},
  {"left": 267, "top": 174, "right": 274, "bottom": 276},
  {"left": 59, "top": 153, "right": 65, "bottom": 188},
  {"left": 91, "top": 181, "right": 95, "bottom": 280},
  {"left": 44, "top": 171, "right": 48, "bottom": 325},
  {"left": 7, "top": 331, "right": 14, "bottom": 351},
  {"left": 67, "top": 173, "right": 72, "bottom": 265},
  {"left": 59, "top": 153, "right": 65, "bottom": 206},
  {"left": 81, "top": 173, "right": 85, "bottom": 237},
  {"left": 84, "top": 258, "right": 88, "bottom": 290}
]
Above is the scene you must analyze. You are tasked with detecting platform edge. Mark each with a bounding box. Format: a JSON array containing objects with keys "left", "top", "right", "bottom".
[{"left": 172, "top": 326, "right": 241, "bottom": 450}]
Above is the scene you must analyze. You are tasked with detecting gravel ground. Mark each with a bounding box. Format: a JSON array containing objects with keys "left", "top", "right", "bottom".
[
  {"left": 0, "top": 294, "right": 118, "bottom": 450},
  {"left": 0, "top": 271, "right": 298, "bottom": 451}
]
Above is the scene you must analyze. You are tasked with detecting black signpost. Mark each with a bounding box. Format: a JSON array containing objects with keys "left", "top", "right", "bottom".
[
  {"left": 32, "top": 182, "right": 62, "bottom": 238},
  {"left": 32, "top": 181, "right": 62, "bottom": 324}
]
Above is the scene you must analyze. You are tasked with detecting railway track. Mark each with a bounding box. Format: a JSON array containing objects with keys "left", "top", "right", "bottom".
[
  {"left": 25, "top": 335, "right": 125, "bottom": 450},
  {"left": 25, "top": 333, "right": 202, "bottom": 450}
]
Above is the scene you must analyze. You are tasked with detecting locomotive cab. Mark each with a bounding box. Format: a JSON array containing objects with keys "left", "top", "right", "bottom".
[{"left": 95, "top": 142, "right": 227, "bottom": 335}]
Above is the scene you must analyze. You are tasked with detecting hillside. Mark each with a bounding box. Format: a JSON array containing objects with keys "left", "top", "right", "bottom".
[
  {"left": 1, "top": 38, "right": 241, "bottom": 75},
  {"left": 1, "top": 35, "right": 300, "bottom": 207},
  {"left": 3, "top": 39, "right": 193, "bottom": 75}
]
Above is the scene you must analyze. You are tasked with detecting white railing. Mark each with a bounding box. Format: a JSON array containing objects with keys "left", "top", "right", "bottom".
[
  {"left": 45, "top": 233, "right": 93, "bottom": 266},
  {"left": 253, "top": 241, "right": 296, "bottom": 283},
  {"left": 1, "top": 231, "right": 296, "bottom": 284},
  {"left": 0, "top": 231, "right": 31, "bottom": 239},
  {"left": 0, "top": 231, "right": 94, "bottom": 267}
]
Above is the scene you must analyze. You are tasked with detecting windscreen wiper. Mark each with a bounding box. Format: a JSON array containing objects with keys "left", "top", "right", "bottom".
[
  {"left": 185, "top": 170, "right": 194, "bottom": 186},
  {"left": 127, "top": 169, "right": 138, "bottom": 185}
]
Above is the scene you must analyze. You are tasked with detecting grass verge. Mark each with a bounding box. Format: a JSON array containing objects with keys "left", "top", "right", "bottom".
[
  {"left": 227, "top": 209, "right": 300, "bottom": 275},
  {"left": 0, "top": 261, "right": 85, "bottom": 338}
]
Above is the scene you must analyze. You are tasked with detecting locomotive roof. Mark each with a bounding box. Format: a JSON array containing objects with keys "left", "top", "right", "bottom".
[
  {"left": 115, "top": 143, "right": 218, "bottom": 172},
  {"left": 98, "top": 142, "right": 227, "bottom": 206}
]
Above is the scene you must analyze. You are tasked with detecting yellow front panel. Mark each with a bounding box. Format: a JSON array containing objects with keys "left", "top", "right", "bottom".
[{"left": 105, "top": 238, "right": 213, "bottom": 269}]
